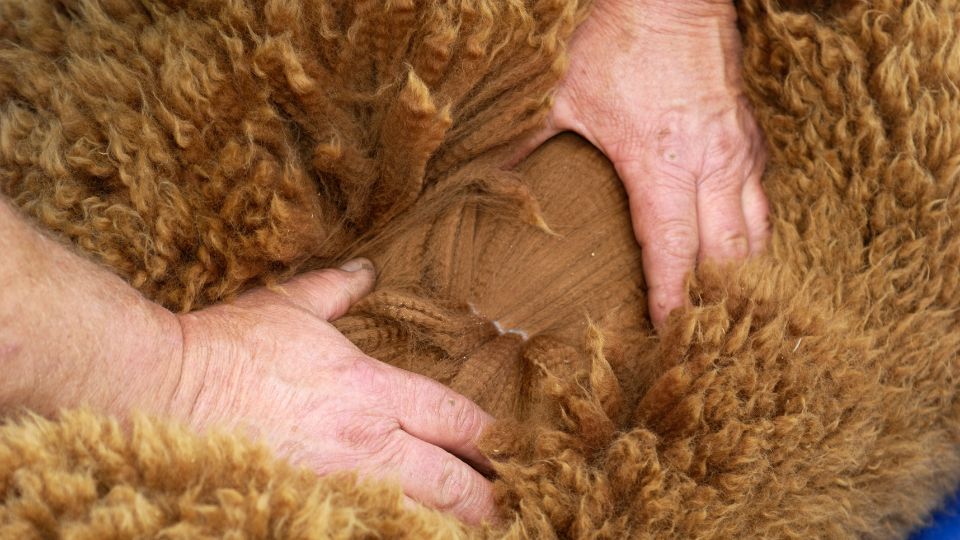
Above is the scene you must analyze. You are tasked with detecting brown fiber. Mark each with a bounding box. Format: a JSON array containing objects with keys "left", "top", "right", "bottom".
[{"left": 2, "top": 0, "right": 960, "bottom": 538}]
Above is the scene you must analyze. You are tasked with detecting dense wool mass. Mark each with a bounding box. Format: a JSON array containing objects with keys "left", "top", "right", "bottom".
[
  {"left": 2, "top": 0, "right": 960, "bottom": 538},
  {"left": 0, "top": 0, "right": 580, "bottom": 310}
]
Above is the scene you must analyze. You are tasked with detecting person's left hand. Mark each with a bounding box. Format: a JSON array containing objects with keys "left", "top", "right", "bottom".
[{"left": 510, "top": 0, "right": 770, "bottom": 328}]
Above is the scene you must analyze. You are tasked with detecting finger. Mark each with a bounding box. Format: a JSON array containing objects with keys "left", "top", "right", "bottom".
[
  {"left": 393, "top": 370, "right": 494, "bottom": 473},
  {"left": 378, "top": 431, "right": 496, "bottom": 525},
  {"left": 279, "top": 258, "right": 377, "bottom": 321},
  {"left": 696, "top": 171, "right": 750, "bottom": 263},
  {"left": 742, "top": 158, "right": 771, "bottom": 255},
  {"left": 624, "top": 166, "right": 700, "bottom": 329}
]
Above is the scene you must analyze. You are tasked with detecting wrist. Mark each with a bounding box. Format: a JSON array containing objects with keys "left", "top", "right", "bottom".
[
  {"left": 126, "top": 304, "right": 192, "bottom": 419},
  {"left": 0, "top": 197, "right": 193, "bottom": 422},
  {"left": 161, "top": 308, "right": 252, "bottom": 434},
  {"left": 73, "top": 297, "right": 190, "bottom": 422},
  {"left": 161, "top": 311, "right": 213, "bottom": 428},
  {"left": 644, "top": 0, "right": 734, "bottom": 19},
  {"left": 592, "top": 0, "right": 736, "bottom": 27}
]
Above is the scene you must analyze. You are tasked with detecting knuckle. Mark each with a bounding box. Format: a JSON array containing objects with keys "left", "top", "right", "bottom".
[
  {"left": 651, "top": 220, "right": 699, "bottom": 261},
  {"left": 372, "top": 432, "right": 408, "bottom": 471},
  {"left": 442, "top": 394, "right": 483, "bottom": 439},
  {"left": 711, "top": 125, "right": 742, "bottom": 156},
  {"left": 345, "top": 356, "right": 387, "bottom": 393},
  {"left": 699, "top": 132, "right": 756, "bottom": 188},
  {"left": 321, "top": 272, "right": 354, "bottom": 312},
  {"left": 434, "top": 458, "right": 474, "bottom": 512},
  {"left": 305, "top": 270, "right": 341, "bottom": 297},
  {"left": 721, "top": 233, "right": 750, "bottom": 259},
  {"left": 698, "top": 165, "right": 742, "bottom": 191},
  {"left": 334, "top": 413, "right": 398, "bottom": 456},
  {"left": 283, "top": 270, "right": 350, "bottom": 317}
]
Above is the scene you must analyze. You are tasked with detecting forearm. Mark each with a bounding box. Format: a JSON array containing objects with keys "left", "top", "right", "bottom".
[
  {"left": 0, "top": 198, "right": 183, "bottom": 418},
  {"left": 584, "top": 0, "right": 741, "bottom": 93}
]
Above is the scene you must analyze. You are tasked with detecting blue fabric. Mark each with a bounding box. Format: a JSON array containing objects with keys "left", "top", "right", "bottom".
[{"left": 913, "top": 493, "right": 960, "bottom": 540}]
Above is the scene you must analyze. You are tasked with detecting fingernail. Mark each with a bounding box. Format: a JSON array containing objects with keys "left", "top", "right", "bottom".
[{"left": 340, "top": 257, "right": 374, "bottom": 273}]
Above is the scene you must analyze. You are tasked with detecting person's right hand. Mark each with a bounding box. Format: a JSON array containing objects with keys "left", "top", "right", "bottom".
[
  {"left": 165, "top": 259, "right": 496, "bottom": 525},
  {"left": 509, "top": 0, "right": 770, "bottom": 328}
]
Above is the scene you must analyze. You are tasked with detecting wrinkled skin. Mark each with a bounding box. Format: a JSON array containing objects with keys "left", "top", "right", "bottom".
[
  {"left": 159, "top": 1, "right": 772, "bottom": 527},
  {"left": 513, "top": 0, "right": 770, "bottom": 327},
  {"left": 0, "top": 0, "right": 768, "bottom": 529},
  {"left": 169, "top": 261, "right": 497, "bottom": 525}
]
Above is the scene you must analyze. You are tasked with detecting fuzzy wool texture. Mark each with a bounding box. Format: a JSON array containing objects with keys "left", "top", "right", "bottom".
[{"left": 2, "top": 0, "right": 960, "bottom": 538}]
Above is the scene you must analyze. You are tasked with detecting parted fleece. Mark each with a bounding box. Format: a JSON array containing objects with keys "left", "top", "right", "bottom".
[{"left": 2, "top": 0, "right": 960, "bottom": 538}]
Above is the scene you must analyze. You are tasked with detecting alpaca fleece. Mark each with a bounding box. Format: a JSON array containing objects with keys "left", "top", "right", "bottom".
[{"left": 2, "top": 0, "right": 960, "bottom": 539}]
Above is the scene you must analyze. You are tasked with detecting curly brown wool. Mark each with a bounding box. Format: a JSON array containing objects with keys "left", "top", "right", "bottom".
[
  {"left": 2, "top": 0, "right": 960, "bottom": 539},
  {"left": 0, "top": 0, "right": 577, "bottom": 311}
]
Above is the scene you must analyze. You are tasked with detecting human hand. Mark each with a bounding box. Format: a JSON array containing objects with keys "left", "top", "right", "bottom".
[
  {"left": 511, "top": 0, "right": 770, "bottom": 327},
  {"left": 166, "top": 260, "right": 496, "bottom": 524}
]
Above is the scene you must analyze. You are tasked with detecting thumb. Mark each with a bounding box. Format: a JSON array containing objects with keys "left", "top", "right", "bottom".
[{"left": 279, "top": 258, "right": 377, "bottom": 321}]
